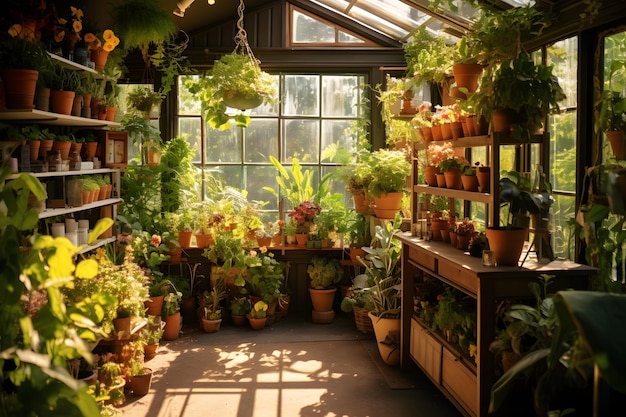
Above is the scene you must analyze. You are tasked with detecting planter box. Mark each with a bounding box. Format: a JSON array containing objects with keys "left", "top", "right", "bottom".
[
  {"left": 410, "top": 318, "right": 441, "bottom": 383},
  {"left": 442, "top": 347, "right": 478, "bottom": 417}
]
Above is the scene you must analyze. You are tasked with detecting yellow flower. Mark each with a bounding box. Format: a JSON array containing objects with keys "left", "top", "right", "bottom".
[
  {"left": 70, "top": 6, "right": 84, "bottom": 20},
  {"left": 83, "top": 33, "right": 96, "bottom": 43},
  {"left": 103, "top": 29, "right": 115, "bottom": 41},
  {"left": 84, "top": 30, "right": 119, "bottom": 52},
  {"left": 72, "top": 20, "right": 82, "bottom": 33}
]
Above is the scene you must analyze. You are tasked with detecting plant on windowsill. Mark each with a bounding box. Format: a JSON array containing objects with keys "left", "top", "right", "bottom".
[{"left": 594, "top": 59, "right": 626, "bottom": 159}]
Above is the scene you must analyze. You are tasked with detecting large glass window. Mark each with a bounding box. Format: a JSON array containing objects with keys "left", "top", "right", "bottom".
[
  {"left": 177, "top": 73, "right": 367, "bottom": 219},
  {"left": 547, "top": 37, "right": 578, "bottom": 259}
]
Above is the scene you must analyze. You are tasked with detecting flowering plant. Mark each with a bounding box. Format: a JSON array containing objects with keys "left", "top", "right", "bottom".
[
  {"left": 289, "top": 201, "right": 322, "bottom": 234},
  {"left": 255, "top": 220, "right": 283, "bottom": 239},
  {"left": 411, "top": 101, "right": 433, "bottom": 128},
  {"left": 426, "top": 142, "right": 456, "bottom": 167},
  {"left": 53, "top": 6, "right": 83, "bottom": 43},
  {"left": 456, "top": 217, "right": 476, "bottom": 236},
  {"left": 121, "top": 229, "right": 176, "bottom": 272},
  {"left": 245, "top": 248, "right": 285, "bottom": 303},
  {"left": 84, "top": 29, "right": 120, "bottom": 52},
  {"left": 439, "top": 103, "right": 462, "bottom": 123},
  {"left": 203, "top": 224, "right": 249, "bottom": 272},
  {"left": 439, "top": 155, "right": 468, "bottom": 172}
]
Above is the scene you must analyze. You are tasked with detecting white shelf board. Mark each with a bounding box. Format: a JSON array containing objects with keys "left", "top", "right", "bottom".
[
  {"left": 0, "top": 109, "right": 120, "bottom": 128},
  {"left": 39, "top": 198, "right": 122, "bottom": 219}
]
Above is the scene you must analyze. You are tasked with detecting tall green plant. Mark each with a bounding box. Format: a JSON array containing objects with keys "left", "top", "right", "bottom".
[
  {"left": 160, "top": 135, "right": 198, "bottom": 213},
  {"left": 263, "top": 156, "right": 314, "bottom": 210},
  {"left": 0, "top": 167, "right": 115, "bottom": 416}
]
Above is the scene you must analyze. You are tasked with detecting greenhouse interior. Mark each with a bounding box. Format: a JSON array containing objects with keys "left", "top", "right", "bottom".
[{"left": 1, "top": 0, "right": 626, "bottom": 416}]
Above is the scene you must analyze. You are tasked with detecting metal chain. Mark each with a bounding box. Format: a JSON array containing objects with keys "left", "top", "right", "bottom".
[{"left": 233, "top": 0, "right": 260, "bottom": 65}]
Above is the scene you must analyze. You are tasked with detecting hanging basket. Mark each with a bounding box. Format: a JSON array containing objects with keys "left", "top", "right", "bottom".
[{"left": 223, "top": 90, "right": 264, "bottom": 110}]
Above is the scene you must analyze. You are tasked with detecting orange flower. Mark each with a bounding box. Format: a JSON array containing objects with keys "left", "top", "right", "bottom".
[{"left": 84, "top": 30, "right": 120, "bottom": 52}]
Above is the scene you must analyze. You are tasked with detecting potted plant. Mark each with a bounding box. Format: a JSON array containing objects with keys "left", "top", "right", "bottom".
[
  {"left": 307, "top": 256, "right": 344, "bottom": 324},
  {"left": 184, "top": 52, "right": 277, "bottom": 129},
  {"left": 288, "top": 200, "right": 322, "bottom": 247},
  {"left": 244, "top": 250, "right": 285, "bottom": 313},
  {"left": 595, "top": 59, "right": 626, "bottom": 159},
  {"left": 247, "top": 300, "right": 268, "bottom": 330},
  {"left": 461, "top": 163, "right": 478, "bottom": 192},
  {"left": 340, "top": 274, "right": 375, "bottom": 334},
  {"left": 361, "top": 220, "right": 403, "bottom": 365},
  {"left": 486, "top": 169, "right": 553, "bottom": 266},
  {"left": 474, "top": 53, "right": 566, "bottom": 142},
  {"left": 229, "top": 296, "right": 251, "bottom": 326},
  {"left": 438, "top": 155, "right": 468, "bottom": 190},
  {"left": 127, "top": 85, "right": 164, "bottom": 118},
  {"left": 0, "top": 24, "right": 52, "bottom": 109},
  {"left": 161, "top": 285, "right": 182, "bottom": 340},
  {"left": 141, "top": 315, "right": 164, "bottom": 361},
  {"left": 366, "top": 148, "right": 411, "bottom": 219},
  {"left": 200, "top": 286, "right": 225, "bottom": 333}
]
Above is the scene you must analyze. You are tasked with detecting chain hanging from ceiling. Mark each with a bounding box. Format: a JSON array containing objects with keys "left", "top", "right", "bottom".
[{"left": 232, "top": 0, "right": 261, "bottom": 65}]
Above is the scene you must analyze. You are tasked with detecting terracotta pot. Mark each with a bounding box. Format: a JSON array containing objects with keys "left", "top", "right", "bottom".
[
  {"left": 465, "top": 115, "right": 477, "bottom": 136},
  {"left": 34, "top": 87, "right": 50, "bottom": 111},
  {"left": 424, "top": 166, "right": 438, "bottom": 186},
  {"left": 178, "top": 230, "right": 193, "bottom": 248},
  {"left": 163, "top": 311, "right": 181, "bottom": 340},
  {"left": 195, "top": 233, "right": 214, "bottom": 248},
  {"left": 29, "top": 140, "right": 40, "bottom": 161},
  {"left": 231, "top": 315, "right": 247, "bottom": 326},
  {"left": 456, "top": 235, "right": 471, "bottom": 251},
  {"left": 144, "top": 344, "right": 158, "bottom": 361},
  {"left": 485, "top": 227, "right": 528, "bottom": 266},
  {"left": 373, "top": 191, "right": 403, "bottom": 219},
  {"left": 248, "top": 317, "right": 267, "bottom": 330},
  {"left": 431, "top": 124, "right": 443, "bottom": 141},
  {"left": 352, "top": 192, "right": 371, "bottom": 214},
  {"left": 144, "top": 295, "right": 164, "bottom": 317},
  {"left": 91, "top": 98, "right": 104, "bottom": 119},
  {"left": 257, "top": 237, "right": 272, "bottom": 247},
  {"left": 105, "top": 106, "right": 117, "bottom": 122},
  {"left": 71, "top": 94, "right": 83, "bottom": 116},
  {"left": 477, "top": 166, "right": 491, "bottom": 193},
  {"left": 420, "top": 126, "right": 433, "bottom": 142},
  {"left": 440, "top": 123, "right": 453, "bottom": 140},
  {"left": 82, "top": 142, "right": 98, "bottom": 161},
  {"left": 451, "top": 121, "right": 464, "bottom": 140},
  {"left": 450, "top": 231, "right": 457, "bottom": 247},
  {"left": 349, "top": 247, "right": 366, "bottom": 263},
  {"left": 430, "top": 220, "right": 447, "bottom": 242},
  {"left": 201, "top": 318, "right": 222, "bottom": 333},
  {"left": 443, "top": 169, "right": 462, "bottom": 190},
  {"left": 39, "top": 139, "right": 53, "bottom": 158},
  {"left": 82, "top": 93, "right": 92, "bottom": 108},
  {"left": 113, "top": 316, "right": 131, "bottom": 336},
  {"left": 52, "top": 140, "right": 72, "bottom": 160},
  {"left": 295, "top": 233, "right": 309, "bottom": 247},
  {"left": 309, "top": 287, "right": 337, "bottom": 312},
  {"left": 461, "top": 174, "right": 478, "bottom": 192},
  {"left": 436, "top": 173, "right": 447, "bottom": 188},
  {"left": 440, "top": 228, "right": 450, "bottom": 243},
  {"left": 129, "top": 369, "right": 152, "bottom": 396},
  {"left": 50, "top": 90, "right": 75, "bottom": 115},
  {"left": 452, "top": 63, "right": 483, "bottom": 93},
  {"left": 312, "top": 309, "right": 335, "bottom": 324},
  {"left": 368, "top": 312, "right": 400, "bottom": 366},
  {"left": 90, "top": 48, "right": 109, "bottom": 71},
  {"left": 0, "top": 68, "right": 38, "bottom": 109},
  {"left": 607, "top": 130, "right": 625, "bottom": 160}
]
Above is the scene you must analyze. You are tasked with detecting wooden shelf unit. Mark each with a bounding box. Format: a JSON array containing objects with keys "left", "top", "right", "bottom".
[{"left": 397, "top": 233, "right": 595, "bottom": 417}]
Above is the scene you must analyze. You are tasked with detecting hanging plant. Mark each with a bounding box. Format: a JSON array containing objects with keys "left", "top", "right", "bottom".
[
  {"left": 183, "top": 0, "right": 277, "bottom": 129},
  {"left": 111, "top": 0, "right": 177, "bottom": 62}
]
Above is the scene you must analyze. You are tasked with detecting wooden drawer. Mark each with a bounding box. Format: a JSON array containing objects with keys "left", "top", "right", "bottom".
[
  {"left": 410, "top": 319, "right": 441, "bottom": 383},
  {"left": 442, "top": 348, "right": 477, "bottom": 417},
  {"left": 408, "top": 245, "right": 436, "bottom": 271},
  {"left": 438, "top": 258, "right": 478, "bottom": 294}
]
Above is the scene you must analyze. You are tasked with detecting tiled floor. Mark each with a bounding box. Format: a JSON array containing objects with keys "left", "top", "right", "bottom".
[{"left": 120, "top": 313, "right": 462, "bottom": 417}]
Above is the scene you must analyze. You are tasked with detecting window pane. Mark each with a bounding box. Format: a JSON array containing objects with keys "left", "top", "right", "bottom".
[
  {"left": 293, "top": 10, "right": 335, "bottom": 43},
  {"left": 338, "top": 31, "right": 363, "bottom": 43},
  {"left": 247, "top": 165, "right": 278, "bottom": 209},
  {"left": 249, "top": 75, "right": 280, "bottom": 116},
  {"left": 322, "top": 119, "right": 355, "bottom": 153},
  {"left": 322, "top": 75, "right": 360, "bottom": 117},
  {"left": 178, "top": 117, "right": 203, "bottom": 163},
  {"left": 549, "top": 112, "right": 577, "bottom": 193},
  {"left": 283, "top": 75, "right": 320, "bottom": 116},
  {"left": 283, "top": 119, "right": 320, "bottom": 162},
  {"left": 206, "top": 125, "right": 241, "bottom": 163},
  {"left": 245, "top": 120, "right": 279, "bottom": 163},
  {"left": 179, "top": 76, "right": 202, "bottom": 115},
  {"left": 207, "top": 166, "right": 243, "bottom": 190}
]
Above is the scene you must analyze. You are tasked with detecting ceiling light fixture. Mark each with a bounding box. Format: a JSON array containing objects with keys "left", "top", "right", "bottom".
[{"left": 173, "top": 0, "right": 215, "bottom": 17}]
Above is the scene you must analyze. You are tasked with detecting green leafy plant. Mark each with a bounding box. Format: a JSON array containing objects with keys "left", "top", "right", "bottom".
[
  {"left": 360, "top": 220, "right": 402, "bottom": 319},
  {"left": 230, "top": 296, "right": 251, "bottom": 316},
  {"left": 307, "top": 257, "right": 343, "bottom": 289},
  {"left": 366, "top": 148, "right": 411, "bottom": 197},
  {"left": 201, "top": 286, "right": 225, "bottom": 320},
  {"left": 127, "top": 85, "right": 164, "bottom": 114},
  {"left": 245, "top": 250, "right": 285, "bottom": 303},
  {"left": 0, "top": 27, "right": 51, "bottom": 70},
  {"left": 403, "top": 26, "right": 458, "bottom": 86},
  {"left": 595, "top": 59, "right": 626, "bottom": 134},
  {"left": 247, "top": 300, "right": 268, "bottom": 319},
  {"left": 184, "top": 53, "right": 277, "bottom": 129}
]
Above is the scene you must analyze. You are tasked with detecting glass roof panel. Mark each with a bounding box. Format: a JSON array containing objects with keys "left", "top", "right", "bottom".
[{"left": 310, "top": 0, "right": 477, "bottom": 42}]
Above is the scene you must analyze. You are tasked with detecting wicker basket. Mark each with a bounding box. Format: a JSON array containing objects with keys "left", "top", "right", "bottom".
[{"left": 353, "top": 306, "right": 373, "bottom": 334}]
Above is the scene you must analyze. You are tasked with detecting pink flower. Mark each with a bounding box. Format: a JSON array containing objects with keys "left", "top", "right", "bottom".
[
  {"left": 249, "top": 250, "right": 258, "bottom": 258},
  {"left": 151, "top": 234, "right": 162, "bottom": 246}
]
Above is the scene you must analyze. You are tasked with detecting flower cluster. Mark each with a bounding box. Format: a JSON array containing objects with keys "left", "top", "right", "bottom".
[
  {"left": 255, "top": 220, "right": 284, "bottom": 239},
  {"left": 456, "top": 217, "right": 476, "bottom": 237},
  {"left": 84, "top": 29, "right": 120, "bottom": 52},
  {"left": 426, "top": 142, "right": 456, "bottom": 167},
  {"left": 53, "top": 6, "right": 83, "bottom": 43},
  {"left": 289, "top": 201, "right": 322, "bottom": 233}
]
